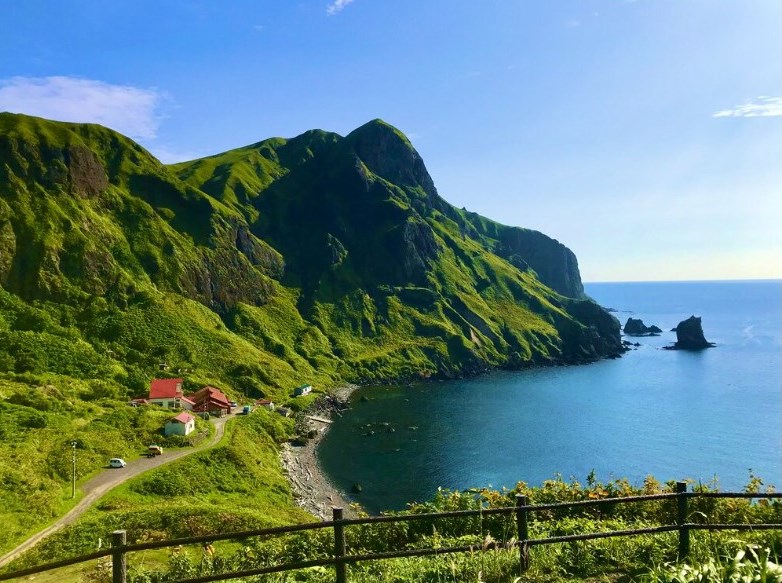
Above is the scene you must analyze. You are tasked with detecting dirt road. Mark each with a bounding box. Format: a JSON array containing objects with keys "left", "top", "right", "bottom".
[{"left": 0, "top": 413, "right": 233, "bottom": 568}]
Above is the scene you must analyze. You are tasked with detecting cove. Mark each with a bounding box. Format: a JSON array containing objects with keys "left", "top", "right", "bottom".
[{"left": 317, "top": 281, "right": 782, "bottom": 514}]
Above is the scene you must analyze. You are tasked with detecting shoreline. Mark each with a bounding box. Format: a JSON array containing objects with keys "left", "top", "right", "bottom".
[{"left": 279, "top": 384, "right": 360, "bottom": 520}]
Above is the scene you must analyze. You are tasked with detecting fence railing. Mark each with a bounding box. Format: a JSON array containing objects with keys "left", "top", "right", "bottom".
[{"left": 1, "top": 482, "right": 779, "bottom": 583}]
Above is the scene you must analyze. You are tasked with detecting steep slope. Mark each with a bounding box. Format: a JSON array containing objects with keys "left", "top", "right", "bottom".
[
  {"left": 0, "top": 113, "right": 339, "bottom": 400},
  {"left": 1, "top": 112, "right": 621, "bottom": 393},
  {"left": 174, "top": 119, "right": 622, "bottom": 378},
  {"left": 0, "top": 112, "right": 623, "bottom": 557},
  {"left": 0, "top": 113, "right": 283, "bottom": 309}
]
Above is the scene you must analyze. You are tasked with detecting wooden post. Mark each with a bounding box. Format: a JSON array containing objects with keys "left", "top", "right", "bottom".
[
  {"left": 676, "top": 481, "right": 689, "bottom": 561},
  {"left": 515, "top": 494, "right": 530, "bottom": 572},
  {"left": 332, "top": 507, "right": 347, "bottom": 583},
  {"left": 111, "top": 530, "right": 127, "bottom": 583}
]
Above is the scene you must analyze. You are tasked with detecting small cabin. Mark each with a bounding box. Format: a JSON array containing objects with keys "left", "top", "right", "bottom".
[
  {"left": 293, "top": 384, "right": 312, "bottom": 397},
  {"left": 165, "top": 412, "right": 195, "bottom": 436}
]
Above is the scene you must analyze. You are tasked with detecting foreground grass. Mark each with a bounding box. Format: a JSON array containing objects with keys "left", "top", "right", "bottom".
[
  {"left": 53, "top": 526, "right": 780, "bottom": 583},
  {"left": 7, "top": 476, "right": 779, "bottom": 583}
]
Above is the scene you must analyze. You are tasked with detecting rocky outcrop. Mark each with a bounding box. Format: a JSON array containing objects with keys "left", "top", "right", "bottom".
[
  {"left": 670, "top": 315, "right": 715, "bottom": 350},
  {"left": 457, "top": 214, "right": 585, "bottom": 298},
  {"left": 563, "top": 298, "right": 625, "bottom": 358},
  {"left": 623, "top": 317, "right": 662, "bottom": 336},
  {"left": 496, "top": 228, "right": 584, "bottom": 298},
  {"left": 346, "top": 119, "right": 438, "bottom": 199}
]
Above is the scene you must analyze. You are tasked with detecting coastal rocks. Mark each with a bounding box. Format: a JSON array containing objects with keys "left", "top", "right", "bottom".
[
  {"left": 280, "top": 385, "right": 359, "bottom": 520},
  {"left": 623, "top": 318, "right": 662, "bottom": 336},
  {"left": 667, "top": 316, "right": 715, "bottom": 350}
]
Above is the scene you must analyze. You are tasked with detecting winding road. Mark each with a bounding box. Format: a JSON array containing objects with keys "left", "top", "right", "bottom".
[{"left": 0, "top": 413, "right": 234, "bottom": 568}]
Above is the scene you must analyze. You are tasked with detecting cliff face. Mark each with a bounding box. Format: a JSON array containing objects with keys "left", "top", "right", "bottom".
[
  {"left": 462, "top": 218, "right": 585, "bottom": 298},
  {"left": 0, "top": 113, "right": 621, "bottom": 397}
]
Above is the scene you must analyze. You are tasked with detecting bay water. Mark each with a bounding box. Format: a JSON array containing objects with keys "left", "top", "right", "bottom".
[{"left": 318, "top": 280, "right": 782, "bottom": 514}]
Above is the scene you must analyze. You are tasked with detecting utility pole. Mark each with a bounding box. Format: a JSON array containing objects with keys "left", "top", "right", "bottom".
[{"left": 71, "top": 441, "right": 77, "bottom": 499}]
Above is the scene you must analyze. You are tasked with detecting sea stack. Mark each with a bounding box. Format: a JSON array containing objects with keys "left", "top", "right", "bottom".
[
  {"left": 672, "top": 315, "right": 715, "bottom": 349},
  {"left": 623, "top": 317, "right": 662, "bottom": 336}
]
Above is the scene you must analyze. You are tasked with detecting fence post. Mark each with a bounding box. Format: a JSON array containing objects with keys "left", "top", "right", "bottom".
[
  {"left": 515, "top": 494, "right": 530, "bottom": 573},
  {"left": 332, "top": 507, "right": 347, "bottom": 583},
  {"left": 675, "top": 481, "right": 689, "bottom": 561},
  {"left": 111, "top": 530, "right": 127, "bottom": 583}
]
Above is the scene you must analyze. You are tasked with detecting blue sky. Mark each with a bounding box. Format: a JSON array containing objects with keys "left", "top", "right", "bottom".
[{"left": 1, "top": 0, "right": 779, "bottom": 282}]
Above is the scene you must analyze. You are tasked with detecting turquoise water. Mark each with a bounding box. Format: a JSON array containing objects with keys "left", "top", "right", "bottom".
[{"left": 318, "top": 280, "right": 782, "bottom": 514}]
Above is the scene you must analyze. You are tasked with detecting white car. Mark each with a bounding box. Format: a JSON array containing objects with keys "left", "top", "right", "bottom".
[{"left": 109, "top": 458, "right": 127, "bottom": 468}]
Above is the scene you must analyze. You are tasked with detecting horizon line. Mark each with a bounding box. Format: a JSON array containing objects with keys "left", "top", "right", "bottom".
[{"left": 583, "top": 277, "right": 782, "bottom": 285}]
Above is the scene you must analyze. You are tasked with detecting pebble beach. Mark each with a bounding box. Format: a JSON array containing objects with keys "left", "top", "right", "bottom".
[{"left": 279, "top": 385, "right": 360, "bottom": 520}]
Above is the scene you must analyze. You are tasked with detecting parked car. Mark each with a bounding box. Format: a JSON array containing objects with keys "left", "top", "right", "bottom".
[
  {"left": 229, "top": 401, "right": 238, "bottom": 408},
  {"left": 147, "top": 445, "right": 163, "bottom": 457},
  {"left": 109, "top": 458, "right": 127, "bottom": 468}
]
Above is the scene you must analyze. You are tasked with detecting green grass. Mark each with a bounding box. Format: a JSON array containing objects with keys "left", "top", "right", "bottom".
[
  {"left": 18, "top": 477, "right": 776, "bottom": 583},
  {"left": 0, "top": 111, "right": 631, "bottom": 577},
  {"left": 4, "top": 410, "right": 310, "bottom": 569}
]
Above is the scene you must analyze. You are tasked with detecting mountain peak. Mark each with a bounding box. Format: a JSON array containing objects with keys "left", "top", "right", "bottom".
[{"left": 345, "top": 119, "right": 436, "bottom": 197}]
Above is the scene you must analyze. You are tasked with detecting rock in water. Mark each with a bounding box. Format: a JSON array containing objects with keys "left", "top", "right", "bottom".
[
  {"left": 623, "top": 317, "right": 661, "bottom": 336},
  {"left": 673, "top": 315, "right": 715, "bottom": 349}
]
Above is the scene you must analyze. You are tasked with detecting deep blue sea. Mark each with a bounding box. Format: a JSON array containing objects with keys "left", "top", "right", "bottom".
[{"left": 318, "top": 280, "right": 782, "bottom": 514}]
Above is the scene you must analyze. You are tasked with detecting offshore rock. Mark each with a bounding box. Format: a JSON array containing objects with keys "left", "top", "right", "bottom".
[
  {"left": 669, "top": 315, "right": 715, "bottom": 350},
  {"left": 624, "top": 317, "right": 661, "bottom": 336}
]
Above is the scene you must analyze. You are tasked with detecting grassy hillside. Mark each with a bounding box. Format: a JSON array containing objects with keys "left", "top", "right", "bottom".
[{"left": 0, "top": 112, "right": 625, "bottom": 561}]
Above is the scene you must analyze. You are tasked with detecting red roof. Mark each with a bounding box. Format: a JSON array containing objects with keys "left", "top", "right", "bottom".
[
  {"left": 170, "top": 412, "right": 194, "bottom": 424},
  {"left": 149, "top": 378, "right": 183, "bottom": 400},
  {"left": 189, "top": 386, "right": 231, "bottom": 412}
]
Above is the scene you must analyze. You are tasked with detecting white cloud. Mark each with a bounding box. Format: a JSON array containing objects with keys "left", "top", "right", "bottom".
[
  {"left": 0, "top": 76, "right": 167, "bottom": 139},
  {"left": 713, "top": 96, "right": 782, "bottom": 118},
  {"left": 326, "top": 0, "right": 355, "bottom": 16},
  {"left": 149, "top": 146, "right": 205, "bottom": 165}
]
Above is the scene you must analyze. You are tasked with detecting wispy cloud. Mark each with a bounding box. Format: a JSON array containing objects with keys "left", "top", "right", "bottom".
[
  {"left": 713, "top": 96, "right": 782, "bottom": 118},
  {"left": 326, "top": 0, "right": 355, "bottom": 16},
  {"left": 0, "top": 76, "right": 168, "bottom": 139},
  {"left": 149, "top": 145, "right": 205, "bottom": 164}
]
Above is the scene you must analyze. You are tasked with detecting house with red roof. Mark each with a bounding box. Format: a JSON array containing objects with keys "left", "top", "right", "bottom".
[
  {"left": 148, "top": 378, "right": 193, "bottom": 410},
  {"left": 164, "top": 412, "right": 195, "bottom": 436},
  {"left": 190, "top": 386, "right": 232, "bottom": 417}
]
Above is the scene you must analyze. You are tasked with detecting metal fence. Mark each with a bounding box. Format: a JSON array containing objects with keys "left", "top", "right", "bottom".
[{"left": 1, "top": 482, "right": 779, "bottom": 583}]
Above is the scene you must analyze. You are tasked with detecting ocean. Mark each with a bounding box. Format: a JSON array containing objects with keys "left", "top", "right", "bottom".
[{"left": 317, "top": 280, "right": 782, "bottom": 514}]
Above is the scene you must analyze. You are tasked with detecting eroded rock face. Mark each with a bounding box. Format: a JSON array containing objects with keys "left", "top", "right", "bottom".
[
  {"left": 673, "top": 315, "right": 715, "bottom": 349},
  {"left": 496, "top": 228, "right": 584, "bottom": 298},
  {"left": 65, "top": 145, "right": 109, "bottom": 197}
]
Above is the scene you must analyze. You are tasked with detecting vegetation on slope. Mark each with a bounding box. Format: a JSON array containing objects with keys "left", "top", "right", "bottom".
[
  {"left": 6, "top": 410, "right": 310, "bottom": 567},
  {"left": 0, "top": 112, "right": 626, "bottom": 561},
  {"left": 13, "top": 475, "right": 780, "bottom": 583}
]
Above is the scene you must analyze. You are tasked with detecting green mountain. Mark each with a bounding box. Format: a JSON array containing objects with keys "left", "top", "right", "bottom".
[
  {"left": 0, "top": 112, "right": 624, "bottom": 557},
  {"left": 0, "top": 112, "right": 621, "bottom": 396}
]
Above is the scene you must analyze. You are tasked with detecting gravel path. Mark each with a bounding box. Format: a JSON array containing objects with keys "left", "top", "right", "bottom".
[{"left": 0, "top": 413, "right": 233, "bottom": 568}]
